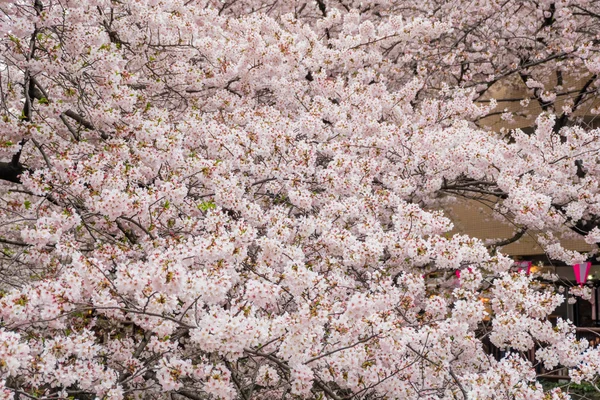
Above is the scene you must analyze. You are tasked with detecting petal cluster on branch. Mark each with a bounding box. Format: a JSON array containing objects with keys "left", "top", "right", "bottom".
[{"left": 0, "top": 0, "right": 600, "bottom": 399}]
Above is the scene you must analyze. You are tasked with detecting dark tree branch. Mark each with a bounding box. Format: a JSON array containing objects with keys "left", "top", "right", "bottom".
[
  {"left": 0, "top": 162, "right": 27, "bottom": 184},
  {"left": 316, "top": 0, "right": 327, "bottom": 16},
  {"left": 555, "top": 74, "right": 597, "bottom": 132},
  {"left": 176, "top": 390, "right": 207, "bottom": 400},
  {"left": 488, "top": 228, "right": 527, "bottom": 250}
]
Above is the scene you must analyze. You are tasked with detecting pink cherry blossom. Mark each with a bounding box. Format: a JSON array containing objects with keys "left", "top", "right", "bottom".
[{"left": 0, "top": 0, "right": 600, "bottom": 399}]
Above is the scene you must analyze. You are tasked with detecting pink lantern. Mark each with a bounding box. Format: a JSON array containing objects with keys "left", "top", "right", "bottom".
[
  {"left": 573, "top": 262, "right": 592, "bottom": 286},
  {"left": 514, "top": 261, "right": 532, "bottom": 275}
]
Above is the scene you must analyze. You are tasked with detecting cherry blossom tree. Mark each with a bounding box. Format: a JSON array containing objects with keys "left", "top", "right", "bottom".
[{"left": 1, "top": 0, "right": 600, "bottom": 399}]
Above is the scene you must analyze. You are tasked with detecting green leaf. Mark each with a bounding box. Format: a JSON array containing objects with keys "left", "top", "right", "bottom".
[{"left": 198, "top": 200, "right": 216, "bottom": 211}]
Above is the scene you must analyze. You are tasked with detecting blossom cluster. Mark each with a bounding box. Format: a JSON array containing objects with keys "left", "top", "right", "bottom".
[{"left": 0, "top": 0, "right": 599, "bottom": 399}]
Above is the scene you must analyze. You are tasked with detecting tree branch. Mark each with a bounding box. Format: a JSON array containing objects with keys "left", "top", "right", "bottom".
[
  {"left": 488, "top": 228, "right": 527, "bottom": 250},
  {"left": 0, "top": 162, "right": 27, "bottom": 184}
]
